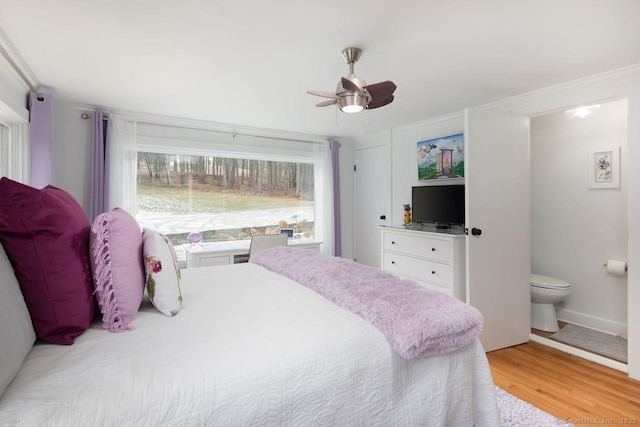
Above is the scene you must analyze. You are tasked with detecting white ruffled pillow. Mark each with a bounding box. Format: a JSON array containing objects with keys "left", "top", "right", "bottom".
[{"left": 142, "top": 229, "right": 182, "bottom": 316}]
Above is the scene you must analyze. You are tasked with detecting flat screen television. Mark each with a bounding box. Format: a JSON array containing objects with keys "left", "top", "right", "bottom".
[{"left": 411, "top": 185, "right": 465, "bottom": 228}]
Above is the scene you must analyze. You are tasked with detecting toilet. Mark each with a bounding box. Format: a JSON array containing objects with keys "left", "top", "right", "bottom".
[{"left": 530, "top": 273, "right": 572, "bottom": 332}]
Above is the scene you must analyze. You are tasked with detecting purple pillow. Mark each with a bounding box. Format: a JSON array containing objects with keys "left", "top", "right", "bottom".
[
  {"left": 90, "top": 208, "right": 145, "bottom": 332},
  {"left": 0, "top": 177, "right": 95, "bottom": 345}
]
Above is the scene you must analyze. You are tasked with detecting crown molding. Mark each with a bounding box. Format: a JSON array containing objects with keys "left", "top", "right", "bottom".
[
  {"left": 482, "top": 63, "right": 640, "bottom": 117},
  {"left": 0, "top": 25, "right": 41, "bottom": 92},
  {"left": 391, "top": 111, "right": 464, "bottom": 135}
]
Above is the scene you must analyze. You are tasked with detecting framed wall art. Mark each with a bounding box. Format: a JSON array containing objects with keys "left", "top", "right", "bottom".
[
  {"left": 588, "top": 146, "right": 620, "bottom": 189},
  {"left": 417, "top": 133, "right": 464, "bottom": 181}
]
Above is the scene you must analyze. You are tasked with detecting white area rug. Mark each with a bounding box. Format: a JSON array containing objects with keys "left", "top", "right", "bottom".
[
  {"left": 496, "top": 386, "right": 573, "bottom": 427},
  {"left": 550, "top": 324, "right": 627, "bottom": 363}
]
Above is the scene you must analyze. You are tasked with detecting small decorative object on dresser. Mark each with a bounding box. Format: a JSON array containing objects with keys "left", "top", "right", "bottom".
[
  {"left": 280, "top": 228, "right": 294, "bottom": 238},
  {"left": 403, "top": 204, "right": 411, "bottom": 225},
  {"left": 187, "top": 232, "right": 203, "bottom": 246}
]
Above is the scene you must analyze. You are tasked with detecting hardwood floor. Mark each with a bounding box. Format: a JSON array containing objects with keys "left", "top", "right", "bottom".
[{"left": 487, "top": 341, "right": 640, "bottom": 424}]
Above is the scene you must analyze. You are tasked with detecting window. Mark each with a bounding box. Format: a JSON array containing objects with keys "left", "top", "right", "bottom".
[
  {"left": 135, "top": 151, "right": 315, "bottom": 245},
  {"left": 109, "top": 118, "right": 332, "bottom": 255},
  {"left": 0, "top": 122, "right": 29, "bottom": 182}
]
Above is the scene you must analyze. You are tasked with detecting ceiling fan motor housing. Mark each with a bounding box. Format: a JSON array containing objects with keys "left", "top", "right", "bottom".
[{"left": 341, "top": 47, "right": 362, "bottom": 64}]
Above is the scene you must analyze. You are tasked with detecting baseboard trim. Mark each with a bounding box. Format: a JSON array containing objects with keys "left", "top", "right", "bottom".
[
  {"left": 529, "top": 334, "right": 628, "bottom": 373},
  {"left": 556, "top": 309, "right": 628, "bottom": 337}
]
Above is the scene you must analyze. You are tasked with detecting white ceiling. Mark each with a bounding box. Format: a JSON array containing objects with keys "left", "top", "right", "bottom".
[{"left": 1, "top": 0, "right": 639, "bottom": 139}]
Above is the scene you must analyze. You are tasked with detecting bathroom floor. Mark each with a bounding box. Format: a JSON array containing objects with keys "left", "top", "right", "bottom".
[
  {"left": 531, "top": 321, "right": 568, "bottom": 339},
  {"left": 531, "top": 322, "right": 628, "bottom": 363}
]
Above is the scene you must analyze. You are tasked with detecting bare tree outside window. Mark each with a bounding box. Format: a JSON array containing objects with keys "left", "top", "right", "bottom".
[{"left": 135, "top": 152, "right": 315, "bottom": 244}]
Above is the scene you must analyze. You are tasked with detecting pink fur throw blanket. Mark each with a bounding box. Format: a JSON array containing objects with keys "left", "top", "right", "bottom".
[{"left": 250, "top": 247, "right": 483, "bottom": 359}]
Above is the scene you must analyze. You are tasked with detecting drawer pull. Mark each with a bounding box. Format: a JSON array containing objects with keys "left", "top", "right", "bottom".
[
  {"left": 391, "top": 261, "right": 396, "bottom": 264},
  {"left": 391, "top": 241, "right": 396, "bottom": 244},
  {"left": 431, "top": 248, "right": 436, "bottom": 251},
  {"left": 431, "top": 271, "right": 436, "bottom": 274}
]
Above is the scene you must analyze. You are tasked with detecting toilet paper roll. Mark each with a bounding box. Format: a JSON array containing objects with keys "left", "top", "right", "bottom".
[{"left": 606, "top": 259, "right": 627, "bottom": 276}]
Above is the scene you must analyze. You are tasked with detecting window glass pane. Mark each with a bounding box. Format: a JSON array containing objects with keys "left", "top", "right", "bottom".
[
  {"left": 0, "top": 123, "right": 7, "bottom": 177},
  {"left": 0, "top": 123, "right": 28, "bottom": 182},
  {"left": 135, "top": 151, "right": 315, "bottom": 245}
]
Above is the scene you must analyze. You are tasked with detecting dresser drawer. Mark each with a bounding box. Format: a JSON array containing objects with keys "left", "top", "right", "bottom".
[
  {"left": 383, "top": 252, "right": 452, "bottom": 286},
  {"left": 383, "top": 232, "right": 451, "bottom": 263},
  {"left": 198, "top": 255, "right": 233, "bottom": 267}
]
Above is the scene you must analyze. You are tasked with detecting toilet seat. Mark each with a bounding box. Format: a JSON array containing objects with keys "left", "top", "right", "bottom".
[{"left": 530, "top": 273, "right": 571, "bottom": 290}]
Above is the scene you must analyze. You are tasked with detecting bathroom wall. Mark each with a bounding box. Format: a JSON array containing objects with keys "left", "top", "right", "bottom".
[{"left": 530, "top": 99, "right": 628, "bottom": 336}]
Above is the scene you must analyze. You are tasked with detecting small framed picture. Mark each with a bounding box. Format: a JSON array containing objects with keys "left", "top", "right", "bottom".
[
  {"left": 280, "top": 228, "right": 294, "bottom": 238},
  {"left": 588, "top": 146, "right": 620, "bottom": 189}
]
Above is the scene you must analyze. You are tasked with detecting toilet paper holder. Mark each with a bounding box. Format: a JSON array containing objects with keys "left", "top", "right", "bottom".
[{"left": 603, "top": 260, "right": 628, "bottom": 272}]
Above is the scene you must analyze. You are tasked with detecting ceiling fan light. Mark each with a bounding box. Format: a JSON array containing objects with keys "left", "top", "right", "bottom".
[
  {"left": 339, "top": 93, "right": 367, "bottom": 113},
  {"left": 341, "top": 104, "right": 364, "bottom": 113}
]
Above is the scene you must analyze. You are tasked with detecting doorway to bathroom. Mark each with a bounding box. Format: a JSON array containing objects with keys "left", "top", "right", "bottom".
[{"left": 529, "top": 98, "right": 628, "bottom": 370}]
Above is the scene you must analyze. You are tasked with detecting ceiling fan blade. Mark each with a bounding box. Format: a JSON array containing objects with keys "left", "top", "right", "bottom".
[
  {"left": 306, "top": 90, "right": 339, "bottom": 99},
  {"left": 364, "top": 81, "right": 397, "bottom": 102},
  {"left": 341, "top": 77, "right": 366, "bottom": 96},
  {"left": 367, "top": 95, "right": 394, "bottom": 110},
  {"left": 315, "top": 99, "right": 337, "bottom": 107}
]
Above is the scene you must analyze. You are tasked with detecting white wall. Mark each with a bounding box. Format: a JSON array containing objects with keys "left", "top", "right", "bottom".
[
  {"left": 54, "top": 105, "right": 91, "bottom": 210},
  {"left": 626, "top": 89, "right": 640, "bottom": 379},
  {"left": 531, "top": 100, "right": 628, "bottom": 335},
  {"left": 390, "top": 114, "right": 464, "bottom": 225}
]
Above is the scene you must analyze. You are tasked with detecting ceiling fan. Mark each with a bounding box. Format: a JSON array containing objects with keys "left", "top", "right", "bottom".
[{"left": 307, "top": 47, "right": 396, "bottom": 113}]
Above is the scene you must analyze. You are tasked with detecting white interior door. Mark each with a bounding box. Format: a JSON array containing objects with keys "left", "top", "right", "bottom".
[
  {"left": 354, "top": 145, "right": 390, "bottom": 267},
  {"left": 465, "top": 107, "right": 531, "bottom": 352}
]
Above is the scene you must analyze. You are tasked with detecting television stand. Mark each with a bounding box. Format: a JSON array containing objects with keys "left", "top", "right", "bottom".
[
  {"left": 379, "top": 226, "right": 466, "bottom": 301},
  {"left": 398, "top": 223, "right": 465, "bottom": 235}
]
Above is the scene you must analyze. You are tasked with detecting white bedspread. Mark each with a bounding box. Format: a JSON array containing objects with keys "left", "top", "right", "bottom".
[{"left": 0, "top": 263, "right": 500, "bottom": 426}]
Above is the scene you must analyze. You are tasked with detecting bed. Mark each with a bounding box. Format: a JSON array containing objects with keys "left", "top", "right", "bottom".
[
  {"left": 0, "top": 258, "right": 500, "bottom": 426},
  {"left": 0, "top": 178, "right": 500, "bottom": 426}
]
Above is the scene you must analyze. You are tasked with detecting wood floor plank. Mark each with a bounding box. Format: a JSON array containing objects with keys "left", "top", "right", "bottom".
[{"left": 487, "top": 341, "right": 640, "bottom": 423}]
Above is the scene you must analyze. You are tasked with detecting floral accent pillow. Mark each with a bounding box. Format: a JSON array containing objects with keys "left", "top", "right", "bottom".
[{"left": 142, "top": 229, "right": 182, "bottom": 316}]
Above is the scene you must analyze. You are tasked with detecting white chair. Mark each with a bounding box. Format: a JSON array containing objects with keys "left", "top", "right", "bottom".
[{"left": 249, "top": 233, "right": 288, "bottom": 259}]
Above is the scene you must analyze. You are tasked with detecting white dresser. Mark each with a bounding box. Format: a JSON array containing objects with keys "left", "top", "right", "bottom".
[{"left": 380, "top": 226, "right": 465, "bottom": 301}]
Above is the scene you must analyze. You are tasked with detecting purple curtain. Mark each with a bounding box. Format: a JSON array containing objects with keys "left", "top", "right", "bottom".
[
  {"left": 89, "top": 113, "right": 110, "bottom": 220},
  {"left": 28, "top": 91, "right": 55, "bottom": 187},
  {"left": 330, "top": 140, "right": 342, "bottom": 257}
]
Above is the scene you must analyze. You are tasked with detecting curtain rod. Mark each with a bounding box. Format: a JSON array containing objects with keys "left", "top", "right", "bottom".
[
  {"left": 80, "top": 111, "right": 328, "bottom": 145},
  {"left": 80, "top": 112, "right": 108, "bottom": 120},
  {"left": 0, "top": 42, "right": 44, "bottom": 101}
]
